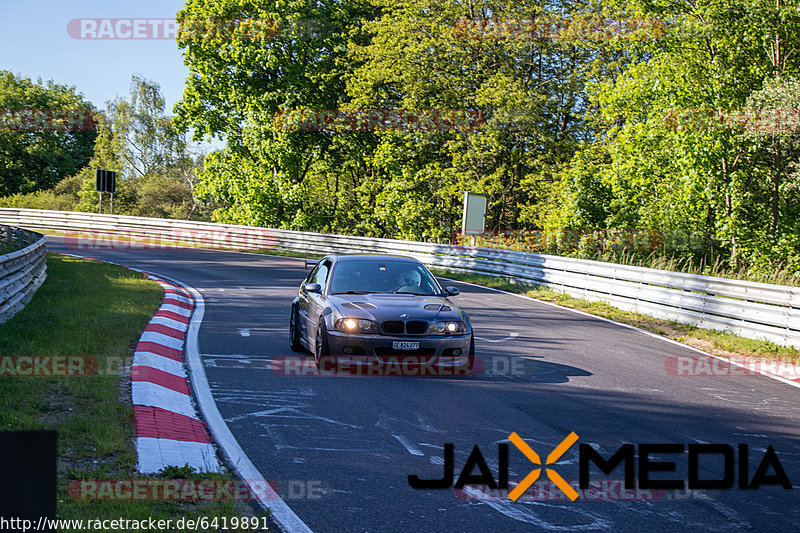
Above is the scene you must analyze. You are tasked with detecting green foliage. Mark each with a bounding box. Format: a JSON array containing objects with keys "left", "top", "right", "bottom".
[
  {"left": 547, "top": 0, "right": 800, "bottom": 278},
  {"left": 170, "top": 0, "right": 800, "bottom": 280},
  {"left": 1, "top": 76, "right": 212, "bottom": 220},
  {"left": 175, "top": 0, "right": 376, "bottom": 229},
  {"left": 158, "top": 464, "right": 199, "bottom": 479},
  {"left": 176, "top": 0, "right": 600, "bottom": 239},
  {"left": 0, "top": 71, "right": 97, "bottom": 196}
]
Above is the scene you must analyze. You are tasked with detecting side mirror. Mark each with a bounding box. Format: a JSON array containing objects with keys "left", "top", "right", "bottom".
[
  {"left": 444, "top": 286, "right": 460, "bottom": 297},
  {"left": 304, "top": 282, "right": 322, "bottom": 293}
]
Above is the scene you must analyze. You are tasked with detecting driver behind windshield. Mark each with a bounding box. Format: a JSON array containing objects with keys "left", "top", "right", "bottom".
[
  {"left": 329, "top": 260, "right": 439, "bottom": 295},
  {"left": 396, "top": 268, "right": 422, "bottom": 292}
]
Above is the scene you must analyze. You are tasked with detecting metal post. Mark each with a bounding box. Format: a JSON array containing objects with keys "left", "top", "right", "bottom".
[
  {"left": 110, "top": 193, "right": 113, "bottom": 215},
  {"left": 98, "top": 192, "right": 102, "bottom": 214}
]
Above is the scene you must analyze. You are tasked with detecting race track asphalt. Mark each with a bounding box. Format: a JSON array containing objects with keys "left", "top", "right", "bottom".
[{"left": 47, "top": 237, "right": 800, "bottom": 532}]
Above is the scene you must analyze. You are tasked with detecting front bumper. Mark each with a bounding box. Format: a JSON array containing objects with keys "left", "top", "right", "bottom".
[{"left": 326, "top": 330, "right": 471, "bottom": 367}]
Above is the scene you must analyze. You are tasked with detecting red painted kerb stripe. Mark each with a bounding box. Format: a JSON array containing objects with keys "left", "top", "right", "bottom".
[
  {"left": 132, "top": 366, "right": 190, "bottom": 395},
  {"left": 134, "top": 406, "right": 211, "bottom": 443}
]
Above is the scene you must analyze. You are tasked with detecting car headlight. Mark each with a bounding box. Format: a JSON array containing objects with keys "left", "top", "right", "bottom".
[
  {"left": 432, "top": 320, "right": 466, "bottom": 335},
  {"left": 335, "top": 318, "right": 377, "bottom": 333}
]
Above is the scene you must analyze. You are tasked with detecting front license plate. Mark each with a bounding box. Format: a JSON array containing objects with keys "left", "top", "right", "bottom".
[{"left": 393, "top": 341, "right": 420, "bottom": 350}]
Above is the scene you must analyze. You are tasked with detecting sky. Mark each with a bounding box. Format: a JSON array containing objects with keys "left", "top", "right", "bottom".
[{"left": 0, "top": 0, "right": 222, "bottom": 149}]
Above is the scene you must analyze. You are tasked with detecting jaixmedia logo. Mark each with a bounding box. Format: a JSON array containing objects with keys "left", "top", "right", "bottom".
[{"left": 408, "top": 432, "right": 792, "bottom": 501}]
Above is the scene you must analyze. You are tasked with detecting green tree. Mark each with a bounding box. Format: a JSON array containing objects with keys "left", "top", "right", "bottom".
[
  {"left": 77, "top": 75, "right": 206, "bottom": 218},
  {"left": 328, "top": 0, "right": 606, "bottom": 239},
  {"left": 740, "top": 76, "right": 800, "bottom": 271},
  {"left": 175, "top": 0, "right": 375, "bottom": 228},
  {"left": 0, "top": 71, "right": 97, "bottom": 196},
  {"left": 547, "top": 0, "right": 800, "bottom": 270}
]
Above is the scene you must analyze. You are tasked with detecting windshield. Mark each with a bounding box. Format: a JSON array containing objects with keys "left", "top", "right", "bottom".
[{"left": 329, "top": 260, "right": 443, "bottom": 296}]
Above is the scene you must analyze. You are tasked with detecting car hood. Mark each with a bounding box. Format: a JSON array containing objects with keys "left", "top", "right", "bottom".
[{"left": 327, "top": 293, "right": 465, "bottom": 322}]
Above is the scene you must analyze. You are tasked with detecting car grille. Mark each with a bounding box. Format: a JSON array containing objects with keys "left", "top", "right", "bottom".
[
  {"left": 380, "top": 320, "right": 428, "bottom": 335},
  {"left": 405, "top": 321, "right": 428, "bottom": 334},
  {"left": 381, "top": 321, "right": 404, "bottom": 334}
]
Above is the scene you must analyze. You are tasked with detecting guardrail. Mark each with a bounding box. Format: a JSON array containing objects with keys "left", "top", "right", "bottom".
[
  {"left": 0, "top": 226, "right": 47, "bottom": 324},
  {"left": 0, "top": 208, "right": 798, "bottom": 347}
]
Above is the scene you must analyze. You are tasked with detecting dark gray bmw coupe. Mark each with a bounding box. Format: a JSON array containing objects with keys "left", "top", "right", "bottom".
[{"left": 289, "top": 254, "right": 474, "bottom": 374}]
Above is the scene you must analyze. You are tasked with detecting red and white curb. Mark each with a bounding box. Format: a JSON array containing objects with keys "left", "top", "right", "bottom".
[
  {"left": 132, "top": 274, "right": 220, "bottom": 473},
  {"left": 54, "top": 253, "right": 220, "bottom": 473},
  {"left": 54, "top": 251, "right": 312, "bottom": 532}
]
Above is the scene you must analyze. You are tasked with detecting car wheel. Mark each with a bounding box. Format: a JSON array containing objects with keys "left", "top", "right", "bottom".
[
  {"left": 315, "top": 320, "right": 333, "bottom": 371},
  {"left": 289, "top": 305, "right": 303, "bottom": 352}
]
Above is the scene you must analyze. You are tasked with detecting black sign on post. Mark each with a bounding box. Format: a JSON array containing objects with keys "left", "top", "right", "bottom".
[
  {"left": 95, "top": 169, "right": 117, "bottom": 214},
  {"left": 95, "top": 169, "right": 117, "bottom": 193}
]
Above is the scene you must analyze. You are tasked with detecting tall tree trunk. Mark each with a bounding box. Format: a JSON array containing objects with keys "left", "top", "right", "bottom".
[
  {"left": 770, "top": 138, "right": 782, "bottom": 239},
  {"left": 720, "top": 156, "right": 735, "bottom": 268}
]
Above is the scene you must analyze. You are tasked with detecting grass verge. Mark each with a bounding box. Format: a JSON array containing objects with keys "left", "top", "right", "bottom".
[
  {"left": 429, "top": 268, "right": 800, "bottom": 364},
  {"left": 0, "top": 254, "right": 270, "bottom": 531}
]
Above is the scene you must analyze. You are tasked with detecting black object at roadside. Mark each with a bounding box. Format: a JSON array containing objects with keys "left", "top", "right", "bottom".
[{"left": 0, "top": 431, "right": 57, "bottom": 531}]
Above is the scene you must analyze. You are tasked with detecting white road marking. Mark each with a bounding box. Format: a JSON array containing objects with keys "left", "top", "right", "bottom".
[
  {"left": 483, "top": 501, "right": 612, "bottom": 530},
  {"left": 238, "top": 328, "right": 250, "bottom": 337},
  {"left": 133, "top": 351, "right": 187, "bottom": 377},
  {"left": 226, "top": 406, "right": 362, "bottom": 428},
  {"left": 148, "top": 315, "right": 189, "bottom": 331},
  {"left": 393, "top": 434, "right": 424, "bottom": 456},
  {"left": 160, "top": 303, "right": 192, "bottom": 317},
  {"left": 375, "top": 413, "right": 444, "bottom": 434},
  {"left": 475, "top": 332, "right": 519, "bottom": 343},
  {"left": 442, "top": 276, "right": 800, "bottom": 391},
  {"left": 163, "top": 293, "right": 192, "bottom": 305}
]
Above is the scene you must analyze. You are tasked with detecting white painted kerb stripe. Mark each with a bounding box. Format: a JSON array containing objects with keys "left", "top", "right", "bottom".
[
  {"left": 160, "top": 303, "right": 192, "bottom": 317},
  {"left": 136, "top": 437, "right": 219, "bottom": 474},
  {"left": 147, "top": 315, "right": 190, "bottom": 332},
  {"left": 131, "top": 382, "right": 196, "bottom": 419},
  {"left": 133, "top": 351, "right": 187, "bottom": 377},
  {"left": 139, "top": 331, "right": 185, "bottom": 350}
]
